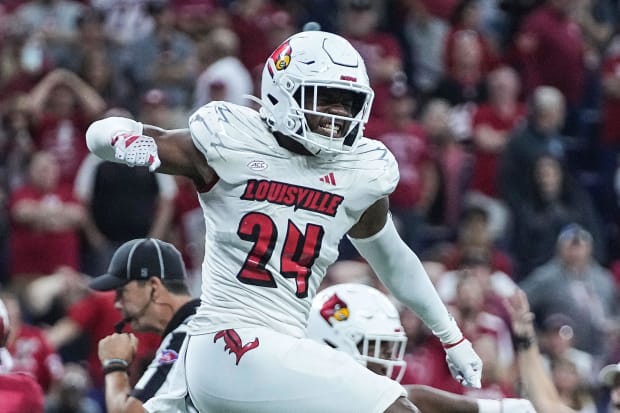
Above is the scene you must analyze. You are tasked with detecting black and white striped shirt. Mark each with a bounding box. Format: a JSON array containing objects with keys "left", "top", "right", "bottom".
[{"left": 131, "top": 299, "right": 200, "bottom": 402}]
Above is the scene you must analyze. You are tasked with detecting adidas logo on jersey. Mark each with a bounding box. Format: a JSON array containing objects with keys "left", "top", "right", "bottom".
[{"left": 319, "top": 172, "right": 336, "bottom": 186}]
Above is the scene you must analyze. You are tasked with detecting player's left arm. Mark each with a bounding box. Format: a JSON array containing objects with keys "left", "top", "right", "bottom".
[{"left": 348, "top": 198, "right": 482, "bottom": 388}]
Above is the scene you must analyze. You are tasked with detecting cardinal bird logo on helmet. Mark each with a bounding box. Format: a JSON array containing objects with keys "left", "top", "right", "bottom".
[
  {"left": 268, "top": 41, "right": 292, "bottom": 76},
  {"left": 320, "top": 293, "right": 350, "bottom": 325}
]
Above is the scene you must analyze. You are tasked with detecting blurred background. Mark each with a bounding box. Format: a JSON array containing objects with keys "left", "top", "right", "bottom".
[{"left": 0, "top": 0, "right": 619, "bottom": 412}]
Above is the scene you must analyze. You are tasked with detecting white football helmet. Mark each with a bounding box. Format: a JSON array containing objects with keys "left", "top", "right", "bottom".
[
  {"left": 306, "top": 283, "right": 407, "bottom": 382},
  {"left": 259, "top": 31, "right": 374, "bottom": 156}
]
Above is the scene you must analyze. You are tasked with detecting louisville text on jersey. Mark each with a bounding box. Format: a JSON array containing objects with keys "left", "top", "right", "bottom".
[{"left": 241, "top": 179, "right": 344, "bottom": 217}]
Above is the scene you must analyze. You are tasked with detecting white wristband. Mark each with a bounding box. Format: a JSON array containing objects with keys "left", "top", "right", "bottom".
[
  {"left": 86, "top": 117, "right": 143, "bottom": 162},
  {"left": 477, "top": 399, "right": 501, "bottom": 413}
]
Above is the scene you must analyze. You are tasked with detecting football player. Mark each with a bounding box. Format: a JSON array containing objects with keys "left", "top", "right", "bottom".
[
  {"left": 86, "top": 30, "right": 482, "bottom": 413},
  {"left": 307, "top": 282, "right": 537, "bottom": 413}
]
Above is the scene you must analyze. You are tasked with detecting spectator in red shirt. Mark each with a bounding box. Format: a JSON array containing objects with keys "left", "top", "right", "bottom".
[
  {"left": 228, "top": 0, "right": 277, "bottom": 86},
  {"left": 466, "top": 66, "right": 526, "bottom": 242},
  {"left": 8, "top": 151, "right": 85, "bottom": 290},
  {"left": 469, "top": 66, "right": 525, "bottom": 199},
  {"left": 512, "top": 0, "right": 585, "bottom": 107},
  {"left": 443, "top": 0, "right": 500, "bottom": 78},
  {"left": 0, "top": 291, "right": 63, "bottom": 393},
  {"left": 28, "top": 68, "right": 106, "bottom": 185},
  {"left": 0, "top": 295, "right": 44, "bottom": 413},
  {"left": 0, "top": 30, "right": 51, "bottom": 106}
]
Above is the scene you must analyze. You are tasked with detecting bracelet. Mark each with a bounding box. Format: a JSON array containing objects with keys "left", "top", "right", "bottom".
[
  {"left": 103, "top": 364, "right": 129, "bottom": 375},
  {"left": 102, "top": 358, "right": 130, "bottom": 375},
  {"left": 513, "top": 334, "right": 536, "bottom": 351},
  {"left": 102, "top": 358, "right": 129, "bottom": 369}
]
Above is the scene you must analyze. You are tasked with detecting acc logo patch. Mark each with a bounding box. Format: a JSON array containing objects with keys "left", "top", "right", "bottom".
[
  {"left": 157, "top": 349, "right": 179, "bottom": 365},
  {"left": 247, "top": 160, "right": 268, "bottom": 171},
  {"left": 268, "top": 41, "right": 292, "bottom": 76}
]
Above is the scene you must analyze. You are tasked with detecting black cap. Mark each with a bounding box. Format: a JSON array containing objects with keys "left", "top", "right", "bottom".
[{"left": 89, "top": 238, "right": 186, "bottom": 291}]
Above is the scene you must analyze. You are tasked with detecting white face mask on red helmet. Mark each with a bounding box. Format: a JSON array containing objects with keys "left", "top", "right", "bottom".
[
  {"left": 259, "top": 31, "right": 374, "bottom": 156},
  {"left": 306, "top": 283, "right": 407, "bottom": 382}
]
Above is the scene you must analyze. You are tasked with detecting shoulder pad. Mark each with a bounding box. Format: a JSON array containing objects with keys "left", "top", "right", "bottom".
[
  {"left": 189, "top": 102, "right": 273, "bottom": 164},
  {"left": 342, "top": 137, "right": 399, "bottom": 198}
]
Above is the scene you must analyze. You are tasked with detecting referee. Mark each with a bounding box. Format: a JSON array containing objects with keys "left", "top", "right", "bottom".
[{"left": 89, "top": 238, "right": 199, "bottom": 413}]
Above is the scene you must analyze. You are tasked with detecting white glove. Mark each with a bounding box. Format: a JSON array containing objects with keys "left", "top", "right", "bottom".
[
  {"left": 477, "top": 398, "right": 538, "bottom": 413},
  {"left": 112, "top": 132, "right": 161, "bottom": 171},
  {"left": 444, "top": 337, "right": 483, "bottom": 388}
]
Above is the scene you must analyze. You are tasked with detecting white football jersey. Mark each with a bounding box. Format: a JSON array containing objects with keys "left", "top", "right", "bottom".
[{"left": 187, "top": 102, "right": 399, "bottom": 337}]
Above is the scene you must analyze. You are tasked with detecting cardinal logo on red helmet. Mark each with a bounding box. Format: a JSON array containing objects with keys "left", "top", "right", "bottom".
[{"left": 320, "top": 293, "right": 349, "bottom": 325}]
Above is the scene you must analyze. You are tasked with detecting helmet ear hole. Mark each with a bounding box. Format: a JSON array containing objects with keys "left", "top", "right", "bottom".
[
  {"left": 283, "top": 77, "right": 296, "bottom": 92},
  {"left": 286, "top": 117, "right": 298, "bottom": 130}
]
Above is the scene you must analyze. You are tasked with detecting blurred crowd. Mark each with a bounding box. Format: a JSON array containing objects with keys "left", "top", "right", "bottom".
[{"left": 0, "top": 0, "right": 619, "bottom": 412}]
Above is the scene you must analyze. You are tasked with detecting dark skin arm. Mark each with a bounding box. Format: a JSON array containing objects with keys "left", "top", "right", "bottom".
[
  {"left": 348, "top": 197, "right": 390, "bottom": 238},
  {"left": 142, "top": 126, "right": 215, "bottom": 188},
  {"left": 144, "top": 124, "right": 390, "bottom": 239}
]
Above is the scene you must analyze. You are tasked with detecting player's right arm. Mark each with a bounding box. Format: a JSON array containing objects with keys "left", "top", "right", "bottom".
[
  {"left": 85, "top": 117, "right": 216, "bottom": 187},
  {"left": 407, "top": 384, "right": 537, "bottom": 413}
]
